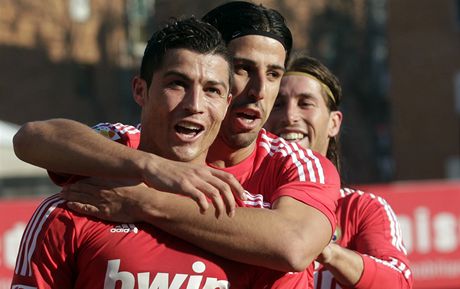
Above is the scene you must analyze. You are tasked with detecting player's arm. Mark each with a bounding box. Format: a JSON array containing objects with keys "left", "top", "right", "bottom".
[
  {"left": 11, "top": 195, "right": 74, "bottom": 289},
  {"left": 153, "top": 193, "right": 333, "bottom": 272},
  {"left": 13, "top": 119, "right": 153, "bottom": 179},
  {"left": 63, "top": 158, "right": 339, "bottom": 272},
  {"left": 13, "top": 119, "right": 245, "bottom": 216},
  {"left": 317, "top": 192, "right": 413, "bottom": 289},
  {"left": 351, "top": 194, "right": 413, "bottom": 289},
  {"left": 64, "top": 181, "right": 331, "bottom": 272}
]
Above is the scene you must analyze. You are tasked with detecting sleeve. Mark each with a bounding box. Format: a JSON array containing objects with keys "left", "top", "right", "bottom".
[
  {"left": 351, "top": 193, "right": 413, "bottom": 289},
  {"left": 48, "top": 122, "right": 141, "bottom": 186},
  {"left": 353, "top": 254, "right": 413, "bottom": 289},
  {"left": 271, "top": 148, "right": 341, "bottom": 232},
  {"left": 11, "top": 195, "right": 77, "bottom": 289}
]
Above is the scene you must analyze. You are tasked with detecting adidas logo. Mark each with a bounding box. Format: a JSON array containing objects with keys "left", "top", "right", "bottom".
[{"left": 110, "top": 224, "right": 138, "bottom": 234}]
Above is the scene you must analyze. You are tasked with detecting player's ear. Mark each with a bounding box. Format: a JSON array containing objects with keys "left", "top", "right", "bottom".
[
  {"left": 132, "top": 76, "right": 148, "bottom": 107},
  {"left": 226, "top": 93, "right": 232, "bottom": 105},
  {"left": 328, "top": 110, "right": 343, "bottom": 138}
]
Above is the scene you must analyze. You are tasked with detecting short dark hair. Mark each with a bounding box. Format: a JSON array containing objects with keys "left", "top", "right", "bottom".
[
  {"left": 140, "top": 17, "right": 233, "bottom": 88},
  {"left": 287, "top": 54, "right": 343, "bottom": 172},
  {"left": 202, "top": 1, "right": 292, "bottom": 61}
]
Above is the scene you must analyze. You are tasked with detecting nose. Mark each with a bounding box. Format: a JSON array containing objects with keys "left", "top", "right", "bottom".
[
  {"left": 283, "top": 101, "right": 301, "bottom": 124},
  {"left": 247, "top": 71, "right": 266, "bottom": 101},
  {"left": 183, "top": 86, "right": 204, "bottom": 114}
]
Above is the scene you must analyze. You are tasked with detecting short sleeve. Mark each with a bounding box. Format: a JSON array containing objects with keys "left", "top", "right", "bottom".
[{"left": 11, "top": 195, "right": 77, "bottom": 289}]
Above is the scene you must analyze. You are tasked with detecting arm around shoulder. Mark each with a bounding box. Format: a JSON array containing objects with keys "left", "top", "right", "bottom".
[{"left": 13, "top": 118, "right": 151, "bottom": 179}]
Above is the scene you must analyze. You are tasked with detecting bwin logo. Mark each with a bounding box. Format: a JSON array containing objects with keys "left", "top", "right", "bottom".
[
  {"left": 104, "top": 259, "right": 229, "bottom": 289},
  {"left": 110, "top": 224, "right": 138, "bottom": 234}
]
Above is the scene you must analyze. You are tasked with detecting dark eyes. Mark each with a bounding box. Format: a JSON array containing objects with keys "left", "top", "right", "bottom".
[
  {"left": 267, "top": 71, "right": 282, "bottom": 81},
  {"left": 168, "top": 80, "right": 187, "bottom": 89},
  {"left": 234, "top": 64, "right": 282, "bottom": 82},
  {"left": 299, "top": 101, "right": 314, "bottom": 107},
  {"left": 272, "top": 99, "right": 314, "bottom": 110},
  {"left": 205, "top": 87, "right": 224, "bottom": 97}
]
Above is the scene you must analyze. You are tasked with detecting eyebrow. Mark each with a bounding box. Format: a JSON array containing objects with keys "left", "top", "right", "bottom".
[
  {"left": 233, "top": 57, "right": 285, "bottom": 72},
  {"left": 163, "top": 70, "right": 228, "bottom": 91}
]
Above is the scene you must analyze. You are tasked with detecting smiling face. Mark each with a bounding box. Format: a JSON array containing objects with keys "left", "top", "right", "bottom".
[
  {"left": 216, "top": 35, "right": 286, "bottom": 152},
  {"left": 265, "top": 74, "right": 342, "bottom": 155},
  {"left": 134, "top": 48, "right": 231, "bottom": 163}
]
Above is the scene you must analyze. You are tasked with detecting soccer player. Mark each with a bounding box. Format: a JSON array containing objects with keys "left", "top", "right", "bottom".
[
  {"left": 264, "top": 55, "right": 413, "bottom": 289},
  {"left": 14, "top": 0, "right": 340, "bottom": 280},
  {"left": 11, "top": 17, "right": 284, "bottom": 289}
]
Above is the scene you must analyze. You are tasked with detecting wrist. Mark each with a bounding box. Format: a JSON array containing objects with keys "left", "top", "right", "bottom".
[
  {"left": 135, "top": 152, "right": 161, "bottom": 183},
  {"left": 135, "top": 187, "right": 170, "bottom": 222},
  {"left": 320, "top": 243, "right": 337, "bottom": 266}
]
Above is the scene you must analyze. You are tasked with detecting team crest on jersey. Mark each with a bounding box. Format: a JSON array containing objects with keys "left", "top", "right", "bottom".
[
  {"left": 97, "top": 128, "right": 121, "bottom": 141},
  {"left": 110, "top": 224, "right": 138, "bottom": 234},
  {"left": 332, "top": 227, "right": 341, "bottom": 243}
]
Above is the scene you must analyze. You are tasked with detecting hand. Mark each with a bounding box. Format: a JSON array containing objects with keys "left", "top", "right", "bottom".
[
  {"left": 61, "top": 178, "right": 154, "bottom": 223},
  {"left": 141, "top": 156, "right": 246, "bottom": 218}
]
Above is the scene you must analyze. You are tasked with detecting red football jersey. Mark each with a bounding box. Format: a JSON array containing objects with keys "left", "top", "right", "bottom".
[
  {"left": 44, "top": 122, "right": 341, "bottom": 289},
  {"left": 11, "top": 194, "right": 291, "bottom": 289},
  {"left": 211, "top": 129, "right": 340, "bottom": 229},
  {"left": 313, "top": 189, "right": 413, "bottom": 289}
]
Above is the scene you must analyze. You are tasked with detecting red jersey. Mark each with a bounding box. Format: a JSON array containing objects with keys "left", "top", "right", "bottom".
[
  {"left": 314, "top": 188, "right": 413, "bottom": 289},
  {"left": 11, "top": 194, "right": 292, "bottom": 289},
  {"left": 45, "top": 123, "right": 341, "bottom": 289},
  {"left": 210, "top": 129, "right": 340, "bottom": 229}
]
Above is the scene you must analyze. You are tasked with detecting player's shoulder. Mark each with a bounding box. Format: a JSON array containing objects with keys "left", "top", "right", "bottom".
[
  {"left": 257, "top": 130, "right": 327, "bottom": 160},
  {"left": 92, "top": 122, "right": 141, "bottom": 147},
  {"left": 340, "top": 187, "right": 392, "bottom": 209},
  {"left": 33, "top": 194, "right": 73, "bottom": 220},
  {"left": 258, "top": 130, "right": 339, "bottom": 171},
  {"left": 92, "top": 122, "right": 140, "bottom": 138},
  {"left": 21, "top": 194, "right": 73, "bottom": 239}
]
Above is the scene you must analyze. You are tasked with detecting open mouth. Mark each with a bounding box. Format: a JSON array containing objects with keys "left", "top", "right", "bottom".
[
  {"left": 236, "top": 111, "right": 258, "bottom": 122},
  {"left": 279, "top": 132, "right": 306, "bottom": 142},
  {"left": 175, "top": 121, "right": 204, "bottom": 138}
]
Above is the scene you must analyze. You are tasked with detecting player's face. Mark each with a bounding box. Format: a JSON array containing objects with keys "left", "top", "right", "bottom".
[
  {"left": 265, "top": 75, "right": 342, "bottom": 155},
  {"left": 217, "top": 35, "right": 286, "bottom": 149},
  {"left": 135, "top": 48, "right": 231, "bottom": 163}
]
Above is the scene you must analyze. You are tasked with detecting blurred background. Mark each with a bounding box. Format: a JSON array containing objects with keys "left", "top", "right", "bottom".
[{"left": 0, "top": 0, "right": 459, "bottom": 288}]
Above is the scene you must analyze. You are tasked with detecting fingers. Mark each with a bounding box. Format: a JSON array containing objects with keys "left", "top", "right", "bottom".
[
  {"left": 61, "top": 183, "right": 110, "bottom": 219},
  {"left": 183, "top": 169, "right": 244, "bottom": 218},
  {"left": 214, "top": 171, "right": 247, "bottom": 201},
  {"left": 180, "top": 175, "right": 233, "bottom": 218},
  {"left": 203, "top": 179, "right": 236, "bottom": 218},
  {"left": 187, "top": 188, "right": 210, "bottom": 215},
  {"left": 67, "top": 201, "right": 102, "bottom": 218},
  {"left": 61, "top": 183, "right": 98, "bottom": 204}
]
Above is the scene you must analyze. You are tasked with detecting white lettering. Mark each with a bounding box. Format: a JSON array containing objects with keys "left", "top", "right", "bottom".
[
  {"left": 397, "top": 206, "right": 460, "bottom": 254},
  {"left": 415, "top": 207, "right": 430, "bottom": 253},
  {"left": 202, "top": 278, "right": 229, "bottom": 289},
  {"left": 186, "top": 275, "right": 202, "bottom": 289},
  {"left": 192, "top": 261, "right": 205, "bottom": 274},
  {"left": 104, "top": 259, "right": 135, "bottom": 289},
  {"left": 433, "top": 213, "right": 457, "bottom": 252},
  {"left": 147, "top": 272, "right": 187, "bottom": 289},
  {"left": 104, "top": 260, "right": 229, "bottom": 289}
]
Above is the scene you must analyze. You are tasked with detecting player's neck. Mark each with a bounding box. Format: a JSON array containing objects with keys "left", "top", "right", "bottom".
[{"left": 207, "top": 136, "right": 257, "bottom": 168}]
